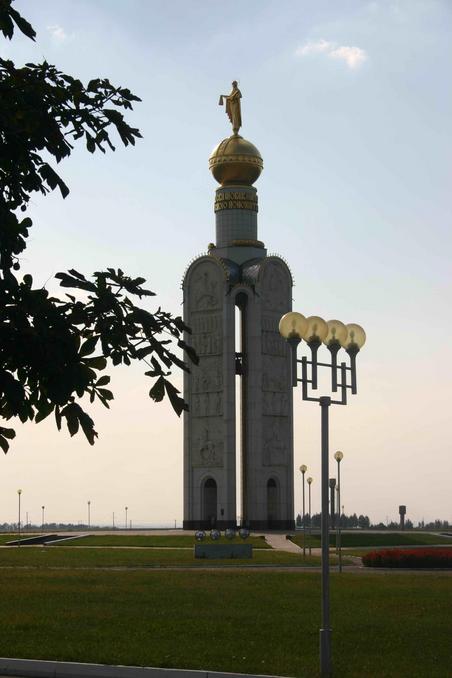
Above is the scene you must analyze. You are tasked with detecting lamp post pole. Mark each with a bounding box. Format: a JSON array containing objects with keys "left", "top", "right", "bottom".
[
  {"left": 334, "top": 451, "right": 344, "bottom": 572},
  {"left": 279, "top": 311, "right": 365, "bottom": 678},
  {"left": 87, "top": 501, "right": 91, "bottom": 529},
  {"left": 41, "top": 505, "right": 45, "bottom": 531},
  {"left": 307, "top": 477, "right": 313, "bottom": 556},
  {"left": 17, "top": 489, "right": 22, "bottom": 547},
  {"left": 329, "top": 478, "right": 336, "bottom": 530},
  {"left": 300, "top": 465, "right": 307, "bottom": 558},
  {"left": 320, "top": 397, "right": 331, "bottom": 673},
  {"left": 125, "top": 506, "right": 128, "bottom": 530}
]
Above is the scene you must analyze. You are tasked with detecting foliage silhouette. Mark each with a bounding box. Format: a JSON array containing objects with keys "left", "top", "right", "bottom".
[{"left": 0, "top": 1, "right": 196, "bottom": 452}]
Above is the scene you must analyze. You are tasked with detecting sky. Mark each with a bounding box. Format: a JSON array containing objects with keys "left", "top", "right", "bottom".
[{"left": 1, "top": 0, "right": 451, "bottom": 527}]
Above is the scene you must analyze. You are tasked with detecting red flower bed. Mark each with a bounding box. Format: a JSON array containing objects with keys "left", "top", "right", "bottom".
[{"left": 362, "top": 547, "right": 452, "bottom": 568}]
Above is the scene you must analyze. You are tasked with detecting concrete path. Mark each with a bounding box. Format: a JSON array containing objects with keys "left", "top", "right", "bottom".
[
  {"left": 263, "top": 533, "right": 302, "bottom": 553},
  {"left": 0, "top": 657, "right": 283, "bottom": 678}
]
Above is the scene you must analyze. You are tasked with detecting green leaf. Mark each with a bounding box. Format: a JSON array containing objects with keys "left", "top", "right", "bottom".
[
  {"left": 0, "top": 427, "right": 16, "bottom": 440},
  {"left": 149, "top": 376, "right": 165, "bottom": 403},
  {"left": 38, "top": 163, "right": 69, "bottom": 199},
  {"left": 78, "top": 411, "right": 97, "bottom": 445},
  {"left": 35, "top": 402, "right": 54, "bottom": 423},
  {"left": 80, "top": 336, "right": 98, "bottom": 356},
  {"left": 86, "top": 133, "right": 96, "bottom": 153},
  {"left": 178, "top": 340, "right": 199, "bottom": 365},
  {"left": 97, "top": 388, "right": 113, "bottom": 401},
  {"left": 96, "top": 375, "right": 111, "bottom": 387},
  {"left": 164, "top": 380, "right": 187, "bottom": 417},
  {"left": 0, "top": 436, "right": 10, "bottom": 454},
  {"left": 84, "top": 356, "right": 107, "bottom": 370},
  {"left": 8, "top": 6, "right": 36, "bottom": 40},
  {"left": 66, "top": 413, "right": 79, "bottom": 436},
  {"left": 55, "top": 406, "right": 62, "bottom": 431}
]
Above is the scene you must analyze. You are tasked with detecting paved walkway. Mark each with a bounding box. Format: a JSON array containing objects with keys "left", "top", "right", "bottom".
[{"left": 263, "top": 533, "right": 303, "bottom": 552}]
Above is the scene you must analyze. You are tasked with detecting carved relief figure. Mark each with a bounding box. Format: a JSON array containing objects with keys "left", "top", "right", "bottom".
[
  {"left": 263, "top": 418, "right": 288, "bottom": 466},
  {"left": 262, "top": 355, "right": 287, "bottom": 392},
  {"left": 192, "top": 363, "right": 223, "bottom": 393},
  {"left": 263, "top": 391, "right": 289, "bottom": 417},
  {"left": 192, "top": 423, "right": 224, "bottom": 468},
  {"left": 194, "top": 271, "right": 219, "bottom": 310},
  {"left": 192, "top": 333, "right": 222, "bottom": 356},
  {"left": 262, "top": 331, "right": 286, "bottom": 357},
  {"left": 261, "top": 263, "right": 289, "bottom": 311},
  {"left": 191, "top": 392, "right": 223, "bottom": 417}
]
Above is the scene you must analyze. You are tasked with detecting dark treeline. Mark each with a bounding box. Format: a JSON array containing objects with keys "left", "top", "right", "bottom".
[
  {"left": 1, "top": 523, "right": 112, "bottom": 531},
  {"left": 295, "top": 514, "right": 450, "bottom": 530}
]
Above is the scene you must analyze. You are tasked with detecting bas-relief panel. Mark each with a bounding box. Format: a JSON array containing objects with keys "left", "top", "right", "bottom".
[
  {"left": 191, "top": 266, "right": 221, "bottom": 313},
  {"left": 192, "top": 357, "right": 223, "bottom": 393},
  {"left": 191, "top": 391, "right": 223, "bottom": 417},
  {"left": 187, "top": 260, "right": 225, "bottom": 469},
  {"left": 262, "top": 355, "right": 286, "bottom": 392},
  {"left": 260, "top": 262, "right": 291, "bottom": 312},
  {"left": 262, "top": 391, "right": 289, "bottom": 417},
  {"left": 260, "top": 261, "right": 292, "bottom": 468},
  {"left": 263, "top": 416, "right": 290, "bottom": 467},
  {"left": 191, "top": 419, "right": 224, "bottom": 468}
]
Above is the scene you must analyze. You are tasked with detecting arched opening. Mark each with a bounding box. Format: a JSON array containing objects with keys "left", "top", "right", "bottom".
[
  {"left": 267, "top": 478, "right": 278, "bottom": 528},
  {"left": 202, "top": 478, "right": 217, "bottom": 527}
]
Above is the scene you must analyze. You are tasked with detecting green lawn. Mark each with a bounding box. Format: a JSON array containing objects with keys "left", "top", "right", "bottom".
[
  {"left": 52, "top": 534, "right": 271, "bottom": 548},
  {"left": 0, "top": 569, "right": 449, "bottom": 678},
  {"left": 290, "top": 532, "right": 452, "bottom": 549},
  {"left": 0, "top": 533, "right": 32, "bottom": 545},
  {"left": 0, "top": 546, "right": 315, "bottom": 568}
]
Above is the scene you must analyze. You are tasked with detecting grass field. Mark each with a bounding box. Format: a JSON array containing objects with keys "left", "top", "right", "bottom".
[
  {"left": 290, "top": 531, "right": 452, "bottom": 549},
  {"left": 0, "top": 568, "right": 449, "bottom": 678},
  {"left": 52, "top": 534, "right": 271, "bottom": 548},
  {"left": 0, "top": 533, "right": 25, "bottom": 545},
  {"left": 0, "top": 546, "right": 319, "bottom": 568}
]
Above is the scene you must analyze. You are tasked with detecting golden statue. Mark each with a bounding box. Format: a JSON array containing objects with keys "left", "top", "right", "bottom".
[{"left": 219, "top": 81, "right": 242, "bottom": 135}]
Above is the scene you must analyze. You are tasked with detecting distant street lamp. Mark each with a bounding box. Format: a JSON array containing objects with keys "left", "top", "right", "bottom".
[
  {"left": 125, "top": 506, "right": 128, "bottom": 529},
  {"left": 329, "top": 478, "right": 336, "bottom": 529},
  {"left": 334, "top": 451, "right": 344, "bottom": 572},
  {"left": 399, "top": 505, "right": 406, "bottom": 530},
  {"left": 41, "top": 505, "right": 45, "bottom": 531},
  {"left": 299, "top": 464, "right": 307, "bottom": 558},
  {"left": 307, "top": 477, "right": 313, "bottom": 556},
  {"left": 113, "top": 512, "right": 115, "bottom": 529},
  {"left": 87, "top": 500, "right": 91, "bottom": 529},
  {"left": 279, "top": 311, "right": 366, "bottom": 678},
  {"left": 17, "top": 489, "right": 22, "bottom": 547}
]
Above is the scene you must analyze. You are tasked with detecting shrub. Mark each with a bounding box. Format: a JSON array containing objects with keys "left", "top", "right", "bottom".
[{"left": 362, "top": 547, "right": 452, "bottom": 568}]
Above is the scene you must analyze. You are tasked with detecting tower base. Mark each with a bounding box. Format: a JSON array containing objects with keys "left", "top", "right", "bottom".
[{"left": 183, "top": 519, "right": 295, "bottom": 531}]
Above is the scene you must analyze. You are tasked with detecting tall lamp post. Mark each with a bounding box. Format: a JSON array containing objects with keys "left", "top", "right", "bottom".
[
  {"left": 279, "top": 312, "right": 365, "bottom": 678},
  {"left": 307, "top": 477, "right": 313, "bottom": 556},
  {"left": 41, "top": 505, "right": 45, "bottom": 531},
  {"left": 87, "top": 500, "right": 91, "bottom": 529},
  {"left": 334, "top": 451, "right": 344, "bottom": 572},
  {"left": 125, "top": 506, "right": 128, "bottom": 529},
  {"left": 17, "top": 489, "right": 22, "bottom": 547},
  {"left": 329, "top": 478, "right": 336, "bottom": 529},
  {"left": 299, "top": 464, "right": 307, "bottom": 558}
]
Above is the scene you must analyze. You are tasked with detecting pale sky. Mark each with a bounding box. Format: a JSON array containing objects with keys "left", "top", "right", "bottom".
[{"left": 1, "top": 0, "right": 451, "bottom": 527}]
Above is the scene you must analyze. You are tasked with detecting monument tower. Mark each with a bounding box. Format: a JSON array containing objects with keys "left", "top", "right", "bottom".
[{"left": 183, "top": 83, "right": 294, "bottom": 530}]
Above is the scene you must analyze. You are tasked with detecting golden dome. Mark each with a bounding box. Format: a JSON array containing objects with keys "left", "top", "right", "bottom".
[{"left": 209, "top": 134, "right": 263, "bottom": 186}]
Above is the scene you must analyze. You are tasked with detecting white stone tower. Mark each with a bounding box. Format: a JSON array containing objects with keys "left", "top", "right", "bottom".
[{"left": 183, "top": 88, "right": 294, "bottom": 530}]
